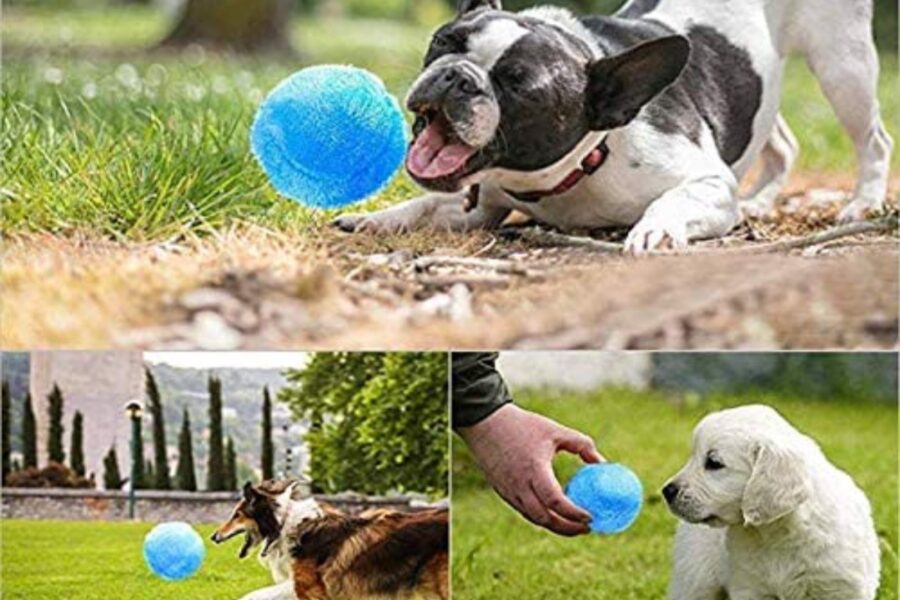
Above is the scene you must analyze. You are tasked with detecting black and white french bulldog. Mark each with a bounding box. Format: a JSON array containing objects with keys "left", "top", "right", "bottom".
[{"left": 334, "top": 0, "right": 893, "bottom": 254}]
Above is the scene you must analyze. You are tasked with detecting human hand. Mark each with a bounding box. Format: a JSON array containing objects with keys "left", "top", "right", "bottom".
[{"left": 458, "top": 404, "right": 604, "bottom": 536}]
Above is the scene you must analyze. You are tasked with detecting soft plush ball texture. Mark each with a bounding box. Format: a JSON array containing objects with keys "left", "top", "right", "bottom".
[
  {"left": 565, "top": 463, "right": 643, "bottom": 535},
  {"left": 251, "top": 65, "right": 408, "bottom": 209},
  {"left": 143, "top": 522, "right": 205, "bottom": 581}
]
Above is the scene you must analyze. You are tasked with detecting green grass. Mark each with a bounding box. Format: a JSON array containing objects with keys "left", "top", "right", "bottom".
[
  {"left": 1, "top": 7, "right": 898, "bottom": 240},
  {"left": 0, "top": 520, "right": 271, "bottom": 599},
  {"left": 452, "top": 390, "right": 899, "bottom": 599}
]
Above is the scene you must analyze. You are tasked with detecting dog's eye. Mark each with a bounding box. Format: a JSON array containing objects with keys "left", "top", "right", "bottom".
[{"left": 704, "top": 454, "right": 725, "bottom": 471}]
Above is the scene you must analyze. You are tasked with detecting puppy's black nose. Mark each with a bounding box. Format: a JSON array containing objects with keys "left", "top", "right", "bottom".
[{"left": 662, "top": 483, "right": 679, "bottom": 504}]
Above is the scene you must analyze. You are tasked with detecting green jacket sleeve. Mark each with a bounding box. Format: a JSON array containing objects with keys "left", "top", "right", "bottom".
[{"left": 452, "top": 352, "right": 513, "bottom": 429}]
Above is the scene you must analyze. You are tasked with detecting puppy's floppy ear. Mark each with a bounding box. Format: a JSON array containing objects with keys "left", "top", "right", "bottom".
[
  {"left": 458, "top": 0, "right": 502, "bottom": 16},
  {"left": 742, "top": 440, "right": 811, "bottom": 526},
  {"left": 586, "top": 35, "right": 690, "bottom": 131}
]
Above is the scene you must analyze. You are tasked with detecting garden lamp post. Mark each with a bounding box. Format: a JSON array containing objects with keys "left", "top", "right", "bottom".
[{"left": 125, "top": 400, "right": 143, "bottom": 520}]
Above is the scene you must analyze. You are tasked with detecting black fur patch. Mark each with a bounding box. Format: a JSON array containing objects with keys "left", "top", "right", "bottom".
[{"left": 677, "top": 25, "right": 762, "bottom": 165}]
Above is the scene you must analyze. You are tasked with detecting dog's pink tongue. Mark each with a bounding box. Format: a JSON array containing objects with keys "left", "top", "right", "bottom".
[{"left": 407, "top": 122, "right": 476, "bottom": 179}]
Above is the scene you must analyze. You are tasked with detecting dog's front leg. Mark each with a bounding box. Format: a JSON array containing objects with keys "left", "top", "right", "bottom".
[
  {"left": 332, "top": 188, "right": 511, "bottom": 234},
  {"left": 625, "top": 175, "right": 741, "bottom": 255},
  {"left": 238, "top": 581, "right": 296, "bottom": 600}
]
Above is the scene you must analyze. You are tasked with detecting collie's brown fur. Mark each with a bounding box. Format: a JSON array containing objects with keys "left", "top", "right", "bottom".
[{"left": 290, "top": 508, "right": 449, "bottom": 600}]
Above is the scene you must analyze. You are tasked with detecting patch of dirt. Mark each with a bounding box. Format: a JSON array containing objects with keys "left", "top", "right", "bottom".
[{"left": 2, "top": 187, "right": 897, "bottom": 350}]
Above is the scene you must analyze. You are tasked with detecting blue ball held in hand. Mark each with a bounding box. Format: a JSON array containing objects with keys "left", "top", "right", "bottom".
[
  {"left": 566, "top": 463, "right": 643, "bottom": 534},
  {"left": 251, "top": 65, "right": 408, "bottom": 209},
  {"left": 143, "top": 522, "right": 205, "bottom": 581}
]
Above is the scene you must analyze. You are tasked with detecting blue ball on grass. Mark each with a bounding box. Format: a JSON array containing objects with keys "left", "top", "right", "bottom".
[
  {"left": 143, "top": 522, "right": 205, "bottom": 581},
  {"left": 565, "top": 463, "right": 643, "bottom": 535},
  {"left": 251, "top": 65, "right": 408, "bottom": 210}
]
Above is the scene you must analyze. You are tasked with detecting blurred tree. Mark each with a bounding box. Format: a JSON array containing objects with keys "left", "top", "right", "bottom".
[
  {"left": 225, "top": 436, "right": 237, "bottom": 490},
  {"left": 47, "top": 384, "right": 65, "bottom": 465},
  {"left": 22, "top": 393, "right": 37, "bottom": 469},
  {"left": 146, "top": 368, "right": 171, "bottom": 490},
  {"left": 103, "top": 446, "right": 125, "bottom": 490},
  {"left": 70, "top": 411, "right": 85, "bottom": 477},
  {"left": 159, "top": 0, "right": 296, "bottom": 54},
  {"left": 145, "top": 458, "right": 155, "bottom": 487},
  {"left": 261, "top": 386, "right": 274, "bottom": 481},
  {"left": 207, "top": 375, "right": 226, "bottom": 491},
  {"left": 176, "top": 408, "right": 198, "bottom": 492},
  {"left": 2, "top": 380, "right": 10, "bottom": 483},
  {"left": 280, "top": 353, "right": 448, "bottom": 497}
]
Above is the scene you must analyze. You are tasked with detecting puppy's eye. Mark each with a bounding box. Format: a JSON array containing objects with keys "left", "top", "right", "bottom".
[{"left": 704, "top": 454, "right": 725, "bottom": 471}]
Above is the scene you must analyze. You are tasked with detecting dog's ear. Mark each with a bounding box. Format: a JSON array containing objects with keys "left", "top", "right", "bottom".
[
  {"left": 741, "top": 440, "right": 811, "bottom": 526},
  {"left": 242, "top": 481, "right": 259, "bottom": 502},
  {"left": 457, "top": 0, "right": 502, "bottom": 16},
  {"left": 586, "top": 35, "right": 690, "bottom": 131},
  {"left": 287, "top": 480, "right": 307, "bottom": 501}
]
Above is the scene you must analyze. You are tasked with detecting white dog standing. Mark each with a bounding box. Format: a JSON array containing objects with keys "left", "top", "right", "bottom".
[{"left": 663, "top": 405, "right": 880, "bottom": 600}]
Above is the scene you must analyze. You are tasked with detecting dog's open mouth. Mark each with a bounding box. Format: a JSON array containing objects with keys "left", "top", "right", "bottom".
[{"left": 407, "top": 110, "right": 478, "bottom": 183}]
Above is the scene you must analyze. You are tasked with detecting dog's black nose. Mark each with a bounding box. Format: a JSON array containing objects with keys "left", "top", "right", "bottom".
[{"left": 662, "top": 483, "right": 679, "bottom": 503}]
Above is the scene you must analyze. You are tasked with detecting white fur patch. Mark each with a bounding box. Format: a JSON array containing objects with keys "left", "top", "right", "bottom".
[{"left": 467, "top": 19, "right": 530, "bottom": 70}]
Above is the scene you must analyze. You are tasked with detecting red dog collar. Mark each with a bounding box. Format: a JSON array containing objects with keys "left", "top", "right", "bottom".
[
  {"left": 463, "top": 136, "right": 610, "bottom": 212},
  {"left": 504, "top": 135, "right": 610, "bottom": 203}
]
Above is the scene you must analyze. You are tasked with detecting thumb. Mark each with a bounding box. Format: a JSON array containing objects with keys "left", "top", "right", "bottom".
[{"left": 556, "top": 428, "right": 605, "bottom": 464}]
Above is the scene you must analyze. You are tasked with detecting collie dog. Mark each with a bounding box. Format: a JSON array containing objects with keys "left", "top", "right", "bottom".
[{"left": 212, "top": 480, "right": 449, "bottom": 600}]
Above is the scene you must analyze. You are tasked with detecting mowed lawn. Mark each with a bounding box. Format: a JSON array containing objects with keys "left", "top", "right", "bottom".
[
  {"left": 2, "top": 6, "right": 898, "bottom": 241},
  {"left": 0, "top": 520, "right": 271, "bottom": 599},
  {"left": 452, "top": 389, "right": 899, "bottom": 600}
]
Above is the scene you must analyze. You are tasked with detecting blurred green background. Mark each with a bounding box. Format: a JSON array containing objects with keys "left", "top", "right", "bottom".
[{"left": 2, "top": 0, "right": 897, "bottom": 241}]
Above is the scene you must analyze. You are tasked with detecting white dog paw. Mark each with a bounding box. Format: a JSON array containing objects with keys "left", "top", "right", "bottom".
[
  {"left": 332, "top": 214, "right": 405, "bottom": 234},
  {"left": 837, "top": 197, "right": 881, "bottom": 224},
  {"left": 625, "top": 215, "right": 689, "bottom": 255}
]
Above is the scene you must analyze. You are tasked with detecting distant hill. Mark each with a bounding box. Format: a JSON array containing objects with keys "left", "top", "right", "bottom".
[{"left": 148, "top": 362, "right": 308, "bottom": 483}]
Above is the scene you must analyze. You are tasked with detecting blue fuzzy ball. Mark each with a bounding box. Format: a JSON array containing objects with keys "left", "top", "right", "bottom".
[
  {"left": 251, "top": 65, "right": 408, "bottom": 209},
  {"left": 565, "top": 463, "right": 643, "bottom": 535},
  {"left": 143, "top": 522, "right": 205, "bottom": 581}
]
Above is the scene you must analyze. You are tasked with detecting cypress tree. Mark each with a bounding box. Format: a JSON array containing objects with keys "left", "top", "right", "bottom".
[
  {"left": 206, "top": 375, "right": 225, "bottom": 491},
  {"left": 22, "top": 393, "right": 37, "bottom": 469},
  {"left": 47, "top": 384, "right": 65, "bottom": 465},
  {"left": 225, "top": 436, "right": 237, "bottom": 490},
  {"left": 146, "top": 368, "right": 171, "bottom": 490},
  {"left": 2, "top": 380, "right": 10, "bottom": 482},
  {"left": 145, "top": 459, "right": 155, "bottom": 487},
  {"left": 176, "top": 408, "right": 197, "bottom": 492},
  {"left": 103, "top": 446, "right": 124, "bottom": 490},
  {"left": 70, "top": 411, "right": 85, "bottom": 476},
  {"left": 261, "top": 386, "right": 274, "bottom": 480}
]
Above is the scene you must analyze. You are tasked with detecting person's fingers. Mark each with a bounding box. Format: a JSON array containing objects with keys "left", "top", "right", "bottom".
[
  {"left": 533, "top": 461, "right": 592, "bottom": 524},
  {"left": 556, "top": 428, "right": 605, "bottom": 464},
  {"left": 520, "top": 485, "right": 589, "bottom": 537}
]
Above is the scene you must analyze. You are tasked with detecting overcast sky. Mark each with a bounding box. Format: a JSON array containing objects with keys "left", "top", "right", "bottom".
[{"left": 144, "top": 352, "right": 308, "bottom": 370}]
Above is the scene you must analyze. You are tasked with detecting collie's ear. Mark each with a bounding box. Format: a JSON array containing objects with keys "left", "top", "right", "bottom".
[
  {"left": 242, "top": 481, "right": 255, "bottom": 501},
  {"left": 587, "top": 35, "right": 690, "bottom": 131},
  {"left": 458, "top": 0, "right": 502, "bottom": 16},
  {"left": 742, "top": 440, "right": 810, "bottom": 526}
]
